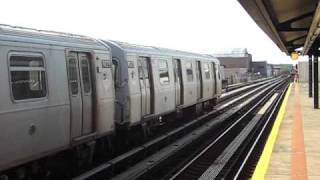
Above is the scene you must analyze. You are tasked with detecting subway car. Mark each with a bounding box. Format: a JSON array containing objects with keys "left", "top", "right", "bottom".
[
  {"left": 0, "top": 25, "right": 222, "bottom": 179},
  {"left": 104, "top": 40, "right": 222, "bottom": 135}
]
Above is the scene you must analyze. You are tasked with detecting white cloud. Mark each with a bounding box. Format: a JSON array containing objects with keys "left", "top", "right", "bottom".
[{"left": 0, "top": 0, "right": 300, "bottom": 64}]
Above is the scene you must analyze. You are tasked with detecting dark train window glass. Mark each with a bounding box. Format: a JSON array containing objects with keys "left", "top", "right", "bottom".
[
  {"left": 81, "top": 58, "right": 91, "bottom": 93},
  {"left": 217, "top": 65, "right": 221, "bottom": 79},
  {"left": 10, "top": 56, "right": 44, "bottom": 67},
  {"left": 142, "top": 60, "right": 149, "bottom": 79},
  {"left": 196, "top": 62, "right": 200, "bottom": 80},
  {"left": 68, "top": 58, "right": 78, "bottom": 94},
  {"left": 112, "top": 59, "right": 118, "bottom": 85},
  {"left": 186, "top": 62, "right": 193, "bottom": 81},
  {"left": 204, "top": 63, "right": 210, "bottom": 79},
  {"left": 159, "top": 60, "right": 169, "bottom": 85},
  {"left": 138, "top": 63, "right": 144, "bottom": 79},
  {"left": 10, "top": 55, "right": 47, "bottom": 100},
  {"left": 138, "top": 57, "right": 150, "bottom": 80},
  {"left": 173, "top": 60, "right": 178, "bottom": 83}
]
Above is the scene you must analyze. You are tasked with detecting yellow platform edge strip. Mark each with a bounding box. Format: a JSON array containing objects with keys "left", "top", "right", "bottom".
[{"left": 251, "top": 83, "right": 292, "bottom": 180}]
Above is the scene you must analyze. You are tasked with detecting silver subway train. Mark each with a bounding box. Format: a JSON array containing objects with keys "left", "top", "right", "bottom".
[{"left": 0, "top": 25, "right": 222, "bottom": 178}]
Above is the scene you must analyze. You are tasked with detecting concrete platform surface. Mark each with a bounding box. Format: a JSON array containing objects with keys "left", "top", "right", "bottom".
[{"left": 266, "top": 83, "right": 320, "bottom": 180}]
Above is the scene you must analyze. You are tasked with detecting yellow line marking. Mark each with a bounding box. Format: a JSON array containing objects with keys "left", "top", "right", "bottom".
[{"left": 251, "top": 83, "right": 292, "bottom": 180}]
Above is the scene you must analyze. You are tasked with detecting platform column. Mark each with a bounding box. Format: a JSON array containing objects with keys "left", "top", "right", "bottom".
[
  {"left": 309, "top": 55, "right": 313, "bottom": 97},
  {"left": 314, "top": 55, "right": 319, "bottom": 109}
]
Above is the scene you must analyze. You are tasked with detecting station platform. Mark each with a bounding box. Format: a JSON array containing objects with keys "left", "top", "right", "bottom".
[{"left": 252, "top": 82, "right": 320, "bottom": 180}]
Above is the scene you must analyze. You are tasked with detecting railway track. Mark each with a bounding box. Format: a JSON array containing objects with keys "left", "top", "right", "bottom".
[
  {"left": 219, "top": 77, "right": 278, "bottom": 102},
  {"left": 171, "top": 82, "right": 289, "bottom": 180},
  {"left": 224, "top": 77, "right": 273, "bottom": 92},
  {"left": 219, "top": 83, "right": 289, "bottom": 179},
  {"left": 72, "top": 77, "right": 287, "bottom": 180}
]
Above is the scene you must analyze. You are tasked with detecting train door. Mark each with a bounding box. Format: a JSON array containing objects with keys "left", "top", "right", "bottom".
[
  {"left": 212, "top": 62, "right": 217, "bottom": 95},
  {"left": 196, "top": 61, "right": 203, "bottom": 100},
  {"left": 138, "top": 57, "right": 152, "bottom": 116},
  {"left": 67, "top": 52, "right": 93, "bottom": 139},
  {"left": 173, "top": 59, "right": 183, "bottom": 106}
]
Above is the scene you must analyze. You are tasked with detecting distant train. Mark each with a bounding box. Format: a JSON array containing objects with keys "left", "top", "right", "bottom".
[{"left": 0, "top": 25, "right": 222, "bottom": 179}]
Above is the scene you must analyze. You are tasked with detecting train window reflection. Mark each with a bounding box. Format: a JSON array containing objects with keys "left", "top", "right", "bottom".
[
  {"left": 81, "top": 57, "right": 91, "bottom": 94},
  {"left": 9, "top": 55, "right": 47, "bottom": 100},
  {"left": 159, "top": 60, "right": 169, "bottom": 85},
  {"left": 204, "top": 63, "right": 210, "bottom": 79},
  {"left": 68, "top": 58, "right": 78, "bottom": 95},
  {"left": 186, "top": 62, "right": 193, "bottom": 81}
]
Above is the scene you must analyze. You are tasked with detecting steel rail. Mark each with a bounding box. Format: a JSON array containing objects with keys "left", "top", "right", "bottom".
[
  {"left": 72, "top": 77, "right": 284, "bottom": 180},
  {"left": 110, "top": 78, "right": 287, "bottom": 180},
  {"left": 224, "top": 77, "right": 273, "bottom": 92},
  {"left": 231, "top": 83, "right": 290, "bottom": 179},
  {"left": 169, "top": 80, "right": 287, "bottom": 180},
  {"left": 171, "top": 80, "right": 288, "bottom": 179}
]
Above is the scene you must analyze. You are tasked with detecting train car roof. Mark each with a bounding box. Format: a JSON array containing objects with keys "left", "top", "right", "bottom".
[
  {"left": 104, "top": 40, "right": 219, "bottom": 61},
  {"left": 0, "top": 24, "right": 107, "bottom": 50}
]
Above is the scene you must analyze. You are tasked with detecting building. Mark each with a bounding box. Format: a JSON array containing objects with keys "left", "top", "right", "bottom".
[
  {"left": 252, "top": 61, "right": 268, "bottom": 77},
  {"left": 213, "top": 48, "right": 252, "bottom": 84},
  {"left": 271, "top": 64, "right": 281, "bottom": 76},
  {"left": 267, "top": 64, "right": 272, "bottom": 77}
]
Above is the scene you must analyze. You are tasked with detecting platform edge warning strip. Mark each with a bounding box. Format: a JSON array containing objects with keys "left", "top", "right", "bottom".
[{"left": 251, "top": 83, "right": 292, "bottom": 180}]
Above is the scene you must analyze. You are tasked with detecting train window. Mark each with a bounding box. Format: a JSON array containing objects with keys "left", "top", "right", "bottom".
[
  {"left": 217, "top": 65, "right": 221, "bottom": 79},
  {"left": 9, "top": 55, "right": 47, "bottom": 100},
  {"left": 137, "top": 57, "right": 147, "bottom": 79},
  {"left": 68, "top": 57, "right": 79, "bottom": 95},
  {"left": 186, "top": 62, "right": 193, "bottom": 81},
  {"left": 142, "top": 61, "right": 149, "bottom": 79},
  {"left": 112, "top": 59, "right": 118, "bottom": 85},
  {"left": 138, "top": 62, "right": 144, "bottom": 79},
  {"left": 159, "top": 60, "right": 169, "bottom": 85},
  {"left": 81, "top": 57, "right": 91, "bottom": 93},
  {"left": 204, "top": 63, "right": 210, "bottom": 79}
]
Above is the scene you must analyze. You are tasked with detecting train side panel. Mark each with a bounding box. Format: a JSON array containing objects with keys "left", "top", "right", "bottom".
[
  {"left": 93, "top": 51, "right": 115, "bottom": 137},
  {"left": 0, "top": 41, "right": 70, "bottom": 171},
  {"left": 181, "top": 58, "right": 197, "bottom": 107},
  {"left": 152, "top": 55, "right": 175, "bottom": 115},
  {"left": 215, "top": 61, "right": 222, "bottom": 97},
  {"left": 125, "top": 53, "right": 177, "bottom": 125},
  {"left": 126, "top": 54, "right": 142, "bottom": 125},
  {"left": 201, "top": 60, "right": 214, "bottom": 101}
]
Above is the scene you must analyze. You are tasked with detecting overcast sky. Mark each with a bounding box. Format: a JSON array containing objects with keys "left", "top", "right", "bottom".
[{"left": 0, "top": 0, "right": 304, "bottom": 64}]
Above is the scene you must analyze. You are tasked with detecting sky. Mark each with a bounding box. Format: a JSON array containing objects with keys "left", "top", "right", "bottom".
[{"left": 0, "top": 0, "right": 305, "bottom": 64}]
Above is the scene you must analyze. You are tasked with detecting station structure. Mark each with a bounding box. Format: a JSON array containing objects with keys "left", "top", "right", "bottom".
[
  {"left": 2, "top": 2, "right": 320, "bottom": 179},
  {"left": 239, "top": 0, "right": 320, "bottom": 179}
]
